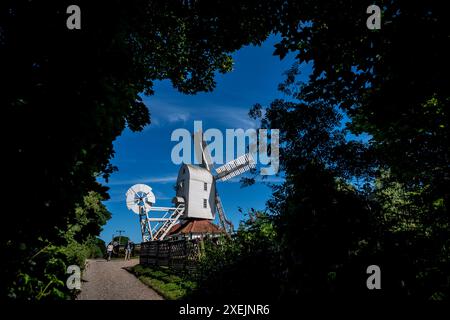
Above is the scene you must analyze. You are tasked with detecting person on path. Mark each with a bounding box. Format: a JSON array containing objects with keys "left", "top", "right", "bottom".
[
  {"left": 124, "top": 240, "right": 132, "bottom": 261},
  {"left": 107, "top": 243, "right": 114, "bottom": 261}
]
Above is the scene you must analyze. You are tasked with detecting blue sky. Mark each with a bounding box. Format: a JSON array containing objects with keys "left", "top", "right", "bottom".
[{"left": 99, "top": 35, "right": 311, "bottom": 243}]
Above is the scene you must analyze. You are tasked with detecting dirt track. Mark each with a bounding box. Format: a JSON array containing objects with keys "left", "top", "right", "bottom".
[{"left": 77, "top": 258, "right": 163, "bottom": 300}]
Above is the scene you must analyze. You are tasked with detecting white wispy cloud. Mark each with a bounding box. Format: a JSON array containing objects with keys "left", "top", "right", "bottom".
[
  {"left": 166, "top": 113, "right": 190, "bottom": 123},
  {"left": 144, "top": 97, "right": 191, "bottom": 126},
  {"left": 208, "top": 105, "right": 258, "bottom": 129},
  {"left": 143, "top": 96, "right": 259, "bottom": 129}
]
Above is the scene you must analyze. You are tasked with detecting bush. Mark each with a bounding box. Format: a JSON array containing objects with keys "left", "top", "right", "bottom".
[{"left": 191, "top": 213, "right": 280, "bottom": 300}]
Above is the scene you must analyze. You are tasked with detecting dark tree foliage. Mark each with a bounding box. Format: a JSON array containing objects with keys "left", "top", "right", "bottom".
[
  {"left": 0, "top": 0, "right": 278, "bottom": 299},
  {"left": 196, "top": 1, "right": 449, "bottom": 301},
  {"left": 254, "top": 0, "right": 449, "bottom": 300},
  {"left": 271, "top": 0, "right": 450, "bottom": 203}
]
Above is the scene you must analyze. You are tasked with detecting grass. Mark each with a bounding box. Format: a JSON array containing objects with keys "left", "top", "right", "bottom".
[{"left": 130, "top": 264, "right": 197, "bottom": 300}]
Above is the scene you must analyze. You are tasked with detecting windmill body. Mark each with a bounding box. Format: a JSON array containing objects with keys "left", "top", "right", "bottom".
[{"left": 174, "top": 164, "right": 216, "bottom": 220}]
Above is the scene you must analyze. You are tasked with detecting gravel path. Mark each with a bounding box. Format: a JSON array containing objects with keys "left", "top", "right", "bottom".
[{"left": 77, "top": 258, "right": 163, "bottom": 300}]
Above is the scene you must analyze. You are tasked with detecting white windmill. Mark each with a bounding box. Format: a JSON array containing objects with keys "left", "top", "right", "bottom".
[
  {"left": 126, "top": 130, "right": 255, "bottom": 242},
  {"left": 171, "top": 130, "right": 255, "bottom": 236}
]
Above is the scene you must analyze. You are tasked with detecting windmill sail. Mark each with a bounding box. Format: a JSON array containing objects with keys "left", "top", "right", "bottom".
[
  {"left": 191, "top": 131, "right": 255, "bottom": 237},
  {"left": 215, "top": 153, "right": 256, "bottom": 181},
  {"left": 193, "top": 130, "right": 213, "bottom": 171}
]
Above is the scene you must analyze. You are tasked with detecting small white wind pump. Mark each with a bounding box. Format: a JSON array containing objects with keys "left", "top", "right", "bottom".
[
  {"left": 126, "top": 184, "right": 186, "bottom": 242},
  {"left": 126, "top": 184, "right": 155, "bottom": 242}
]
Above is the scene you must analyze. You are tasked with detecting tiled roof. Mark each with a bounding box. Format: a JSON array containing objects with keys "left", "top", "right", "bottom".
[{"left": 167, "top": 219, "right": 224, "bottom": 235}]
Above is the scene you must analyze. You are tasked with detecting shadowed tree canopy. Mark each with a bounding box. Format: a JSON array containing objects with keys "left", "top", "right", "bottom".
[
  {"left": 0, "top": 0, "right": 279, "bottom": 298},
  {"left": 193, "top": 0, "right": 449, "bottom": 301},
  {"left": 268, "top": 0, "right": 450, "bottom": 202},
  {"left": 1, "top": 0, "right": 277, "bottom": 242},
  {"left": 248, "top": 0, "right": 450, "bottom": 299}
]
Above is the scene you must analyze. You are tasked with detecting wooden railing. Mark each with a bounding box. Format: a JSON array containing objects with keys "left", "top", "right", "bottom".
[{"left": 139, "top": 239, "right": 203, "bottom": 272}]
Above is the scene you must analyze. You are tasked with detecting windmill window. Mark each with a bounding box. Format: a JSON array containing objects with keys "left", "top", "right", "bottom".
[
  {"left": 203, "top": 199, "right": 207, "bottom": 208},
  {"left": 204, "top": 182, "right": 207, "bottom": 191}
]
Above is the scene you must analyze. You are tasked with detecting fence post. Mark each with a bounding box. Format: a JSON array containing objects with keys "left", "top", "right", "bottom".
[
  {"left": 183, "top": 240, "right": 187, "bottom": 272},
  {"left": 156, "top": 241, "right": 160, "bottom": 267},
  {"left": 168, "top": 240, "right": 172, "bottom": 268}
]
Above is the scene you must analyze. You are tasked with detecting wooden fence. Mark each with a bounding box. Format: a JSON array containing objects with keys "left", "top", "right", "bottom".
[{"left": 139, "top": 239, "right": 203, "bottom": 272}]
